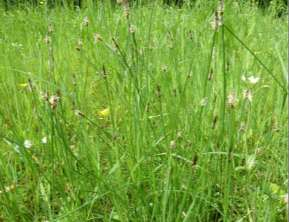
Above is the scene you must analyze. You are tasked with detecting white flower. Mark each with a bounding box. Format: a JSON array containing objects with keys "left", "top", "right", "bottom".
[
  {"left": 24, "top": 140, "right": 32, "bottom": 149},
  {"left": 247, "top": 76, "right": 260, "bottom": 85},
  {"left": 41, "top": 137, "right": 47, "bottom": 144},
  {"left": 241, "top": 75, "right": 260, "bottom": 85}
]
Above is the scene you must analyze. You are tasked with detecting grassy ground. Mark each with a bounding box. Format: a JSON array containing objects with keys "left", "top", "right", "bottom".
[{"left": 0, "top": 1, "right": 288, "bottom": 221}]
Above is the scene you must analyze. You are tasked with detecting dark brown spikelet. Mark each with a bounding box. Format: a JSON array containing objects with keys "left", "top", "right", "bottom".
[
  {"left": 192, "top": 154, "right": 198, "bottom": 175},
  {"left": 212, "top": 115, "right": 218, "bottom": 129},
  {"left": 112, "top": 38, "right": 120, "bottom": 50},
  {"left": 102, "top": 65, "right": 108, "bottom": 79},
  {"left": 28, "top": 78, "right": 34, "bottom": 92},
  {"left": 192, "top": 154, "right": 198, "bottom": 168},
  {"left": 208, "top": 68, "right": 213, "bottom": 80},
  {"left": 156, "top": 85, "right": 161, "bottom": 98}
]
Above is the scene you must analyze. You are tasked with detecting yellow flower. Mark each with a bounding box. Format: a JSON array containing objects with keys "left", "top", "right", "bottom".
[
  {"left": 270, "top": 183, "right": 282, "bottom": 195},
  {"left": 270, "top": 183, "right": 281, "bottom": 194},
  {"left": 269, "top": 183, "right": 288, "bottom": 205},
  {"left": 18, "top": 83, "right": 28, "bottom": 88},
  {"left": 0, "top": 184, "right": 16, "bottom": 194},
  {"left": 98, "top": 108, "right": 110, "bottom": 118}
]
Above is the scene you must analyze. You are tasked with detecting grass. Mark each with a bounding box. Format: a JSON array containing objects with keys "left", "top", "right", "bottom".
[{"left": 0, "top": 1, "right": 288, "bottom": 221}]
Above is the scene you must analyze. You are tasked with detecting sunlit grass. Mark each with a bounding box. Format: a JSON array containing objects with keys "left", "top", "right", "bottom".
[{"left": 0, "top": 1, "right": 287, "bottom": 221}]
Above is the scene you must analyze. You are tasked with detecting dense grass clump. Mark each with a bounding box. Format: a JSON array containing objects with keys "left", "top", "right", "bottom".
[{"left": 0, "top": 1, "right": 287, "bottom": 221}]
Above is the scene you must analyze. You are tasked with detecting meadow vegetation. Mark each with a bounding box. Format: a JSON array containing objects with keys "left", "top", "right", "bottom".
[{"left": 0, "top": 1, "right": 288, "bottom": 221}]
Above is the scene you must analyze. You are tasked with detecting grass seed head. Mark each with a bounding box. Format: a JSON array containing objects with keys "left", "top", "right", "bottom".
[
  {"left": 48, "top": 24, "right": 54, "bottom": 33},
  {"left": 176, "top": 131, "right": 182, "bottom": 139},
  {"left": 129, "top": 25, "right": 136, "bottom": 34},
  {"left": 242, "top": 89, "right": 253, "bottom": 102},
  {"left": 211, "top": 0, "right": 224, "bottom": 31},
  {"left": 123, "top": 3, "right": 130, "bottom": 18},
  {"left": 245, "top": 154, "right": 256, "bottom": 170},
  {"left": 76, "top": 39, "right": 83, "bottom": 51},
  {"left": 239, "top": 122, "right": 246, "bottom": 132},
  {"left": 94, "top": 33, "right": 103, "bottom": 43},
  {"left": 44, "top": 35, "right": 51, "bottom": 44},
  {"left": 200, "top": 97, "right": 208, "bottom": 107},
  {"left": 117, "top": 0, "right": 130, "bottom": 17},
  {"left": 82, "top": 16, "right": 89, "bottom": 27},
  {"left": 40, "top": 91, "right": 49, "bottom": 101},
  {"left": 48, "top": 95, "right": 60, "bottom": 110},
  {"left": 170, "top": 140, "right": 176, "bottom": 149},
  {"left": 210, "top": 14, "right": 223, "bottom": 31},
  {"left": 161, "top": 65, "right": 168, "bottom": 72},
  {"left": 217, "top": 0, "right": 224, "bottom": 15},
  {"left": 74, "top": 109, "right": 85, "bottom": 117},
  {"left": 227, "top": 92, "right": 238, "bottom": 108}
]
